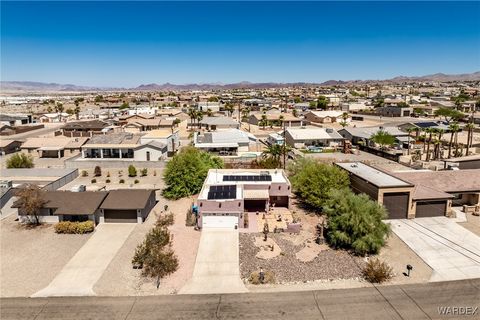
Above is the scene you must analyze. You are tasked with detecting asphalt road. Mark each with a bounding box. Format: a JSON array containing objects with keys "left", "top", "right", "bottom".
[{"left": 1, "top": 279, "right": 479, "bottom": 320}]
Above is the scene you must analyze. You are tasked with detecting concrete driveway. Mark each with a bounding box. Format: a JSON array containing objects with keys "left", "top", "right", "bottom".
[
  {"left": 180, "top": 228, "right": 247, "bottom": 294},
  {"left": 32, "top": 223, "right": 135, "bottom": 297},
  {"left": 390, "top": 217, "right": 480, "bottom": 282}
]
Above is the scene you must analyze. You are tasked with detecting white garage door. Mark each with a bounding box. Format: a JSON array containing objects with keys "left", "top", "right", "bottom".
[{"left": 202, "top": 215, "right": 238, "bottom": 229}]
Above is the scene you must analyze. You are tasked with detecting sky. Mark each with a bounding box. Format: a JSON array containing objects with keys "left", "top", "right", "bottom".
[{"left": 1, "top": 1, "right": 480, "bottom": 87}]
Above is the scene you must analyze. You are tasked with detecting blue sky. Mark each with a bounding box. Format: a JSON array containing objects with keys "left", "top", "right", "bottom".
[{"left": 1, "top": 1, "right": 479, "bottom": 87}]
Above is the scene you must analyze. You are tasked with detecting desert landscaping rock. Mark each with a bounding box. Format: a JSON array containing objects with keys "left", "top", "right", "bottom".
[
  {"left": 240, "top": 233, "right": 364, "bottom": 283},
  {"left": 295, "top": 242, "right": 328, "bottom": 263},
  {"left": 253, "top": 237, "right": 281, "bottom": 260}
]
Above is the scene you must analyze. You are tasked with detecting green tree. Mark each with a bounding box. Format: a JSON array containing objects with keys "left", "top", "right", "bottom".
[
  {"left": 434, "top": 107, "right": 464, "bottom": 124},
  {"left": 370, "top": 130, "right": 395, "bottom": 150},
  {"left": 317, "top": 96, "right": 329, "bottom": 109},
  {"left": 207, "top": 96, "right": 218, "bottom": 102},
  {"left": 119, "top": 102, "right": 129, "bottom": 110},
  {"left": 447, "top": 122, "right": 460, "bottom": 158},
  {"left": 128, "top": 165, "right": 137, "bottom": 177},
  {"left": 162, "top": 147, "right": 223, "bottom": 199},
  {"left": 6, "top": 153, "right": 34, "bottom": 168},
  {"left": 260, "top": 114, "right": 268, "bottom": 129},
  {"left": 95, "top": 95, "right": 104, "bottom": 103},
  {"left": 323, "top": 189, "right": 390, "bottom": 256},
  {"left": 225, "top": 103, "right": 235, "bottom": 117},
  {"left": 288, "top": 159, "right": 350, "bottom": 209}
]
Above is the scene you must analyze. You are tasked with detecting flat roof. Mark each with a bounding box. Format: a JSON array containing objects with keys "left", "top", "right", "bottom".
[
  {"left": 443, "top": 154, "right": 480, "bottom": 163},
  {"left": 336, "top": 162, "right": 412, "bottom": 188}
]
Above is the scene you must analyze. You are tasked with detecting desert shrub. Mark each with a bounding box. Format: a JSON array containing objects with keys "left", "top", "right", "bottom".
[
  {"left": 363, "top": 258, "right": 393, "bottom": 283},
  {"left": 156, "top": 212, "right": 174, "bottom": 228},
  {"left": 134, "top": 179, "right": 139, "bottom": 184},
  {"left": 106, "top": 179, "right": 111, "bottom": 183},
  {"left": 128, "top": 165, "right": 137, "bottom": 177},
  {"left": 243, "top": 212, "right": 249, "bottom": 228},
  {"left": 91, "top": 178, "right": 96, "bottom": 183},
  {"left": 94, "top": 166, "right": 102, "bottom": 177},
  {"left": 141, "top": 168, "right": 148, "bottom": 176},
  {"left": 153, "top": 170, "right": 157, "bottom": 176},
  {"left": 249, "top": 270, "right": 275, "bottom": 285},
  {"left": 54, "top": 221, "right": 95, "bottom": 234},
  {"left": 6, "top": 153, "right": 34, "bottom": 168},
  {"left": 323, "top": 189, "right": 390, "bottom": 256},
  {"left": 106, "top": 171, "right": 111, "bottom": 177},
  {"left": 185, "top": 208, "right": 196, "bottom": 227},
  {"left": 81, "top": 170, "right": 88, "bottom": 177},
  {"left": 119, "top": 179, "right": 125, "bottom": 184}
]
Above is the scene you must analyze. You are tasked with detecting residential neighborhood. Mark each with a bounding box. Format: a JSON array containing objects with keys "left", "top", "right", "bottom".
[{"left": 1, "top": 1, "right": 479, "bottom": 319}]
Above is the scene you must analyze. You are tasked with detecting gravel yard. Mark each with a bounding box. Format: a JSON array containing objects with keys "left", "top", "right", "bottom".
[
  {"left": 0, "top": 215, "right": 91, "bottom": 297},
  {"left": 93, "top": 196, "right": 201, "bottom": 295},
  {"left": 239, "top": 233, "right": 364, "bottom": 283}
]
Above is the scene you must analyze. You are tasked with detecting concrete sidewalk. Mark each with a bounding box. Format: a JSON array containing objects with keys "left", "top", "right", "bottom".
[
  {"left": 179, "top": 228, "right": 247, "bottom": 294},
  {"left": 32, "top": 223, "right": 135, "bottom": 297},
  {"left": 390, "top": 218, "right": 480, "bottom": 282}
]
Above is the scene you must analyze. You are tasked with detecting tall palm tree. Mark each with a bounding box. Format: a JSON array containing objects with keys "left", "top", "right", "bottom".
[
  {"left": 465, "top": 122, "right": 475, "bottom": 156},
  {"left": 278, "top": 115, "right": 284, "bottom": 127},
  {"left": 435, "top": 129, "right": 445, "bottom": 160},
  {"left": 196, "top": 111, "right": 203, "bottom": 129},
  {"left": 260, "top": 114, "right": 268, "bottom": 130},
  {"left": 206, "top": 108, "right": 213, "bottom": 117},
  {"left": 447, "top": 122, "right": 460, "bottom": 158},
  {"left": 425, "top": 128, "right": 435, "bottom": 161},
  {"left": 405, "top": 127, "right": 416, "bottom": 155},
  {"left": 188, "top": 108, "right": 197, "bottom": 128}
]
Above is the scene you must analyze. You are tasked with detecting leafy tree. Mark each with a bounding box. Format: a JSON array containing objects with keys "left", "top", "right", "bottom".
[
  {"left": 119, "top": 102, "right": 129, "bottom": 110},
  {"left": 293, "top": 97, "right": 302, "bottom": 103},
  {"left": 308, "top": 101, "right": 317, "bottom": 109},
  {"left": 207, "top": 96, "right": 219, "bottom": 102},
  {"left": 95, "top": 95, "right": 104, "bottom": 103},
  {"left": 288, "top": 159, "right": 350, "bottom": 209},
  {"left": 66, "top": 108, "right": 74, "bottom": 115},
  {"left": 225, "top": 103, "right": 235, "bottom": 117},
  {"left": 370, "top": 130, "right": 395, "bottom": 150},
  {"left": 397, "top": 101, "right": 410, "bottom": 108},
  {"left": 317, "top": 96, "right": 329, "bottom": 109},
  {"left": 262, "top": 144, "right": 290, "bottom": 168},
  {"left": 260, "top": 114, "right": 268, "bottom": 129},
  {"left": 323, "top": 189, "right": 390, "bottom": 256},
  {"left": 434, "top": 107, "right": 464, "bottom": 124},
  {"left": 128, "top": 165, "right": 137, "bottom": 177},
  {"left": 6, "top": 153, "right": 34, "bottom": 168},
  {"left": 15, "top": 185, "right": 47, "bottom": 225},
  {"left": 163, "top": 147, "right": 223, "bottom": 199}
]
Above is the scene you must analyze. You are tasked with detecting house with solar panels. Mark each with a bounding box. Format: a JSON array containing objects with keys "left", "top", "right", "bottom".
[{"left": 196, "top": 169, "right": 291, "bottom": 229}]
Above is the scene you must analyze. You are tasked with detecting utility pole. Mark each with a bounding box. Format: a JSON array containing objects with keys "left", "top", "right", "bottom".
[{"left": 283, "top": 96, "right": 287, "bottom": 170}]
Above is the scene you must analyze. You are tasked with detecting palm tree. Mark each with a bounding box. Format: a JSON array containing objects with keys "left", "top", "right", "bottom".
[
  {"left": 405, "top": 127, "right": 416, "bottom": 155},
  {"left": 425, "top": 128, "right": 435, "bottom": 161},
  {"left": 465, "top": 123, "right": 475, "bottom": 156},
  {"left": 188, "top": 108, "right": 197, "bottom": 128},
  {"left": 292, "top": 109, "right": 298, "bottom": 117},
  {"left": 225, "top": 103, "right": 234, "bottom": 117},
  {"left": 278, "top": 115, "right": 284, "bottom": 127},
  {"left": 196, "top": 111, "right": 203, "bottom": 129},
  {"left": 260, "top": 114, "right": 268, "bottom": 130},
  {"left": 206, "top": 108, "right": 213, "bottom": 117},
  {"left": 447, "top": 122, "right": 460, "bottom": 158},
  {"left": 434, "top": 129, "right": 445, "bottom": 160}
]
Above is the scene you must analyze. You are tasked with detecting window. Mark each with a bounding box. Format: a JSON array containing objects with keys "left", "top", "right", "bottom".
[
  {"left": 219, "top": 203, "right": 222, "bottom": 208},
  {"left": 278, "top": 186, "right": 281, "bottom": 190},
  {"left": 238, "top": 202, "right": 241, "bottom": 207},
  {"left": 200, "top": 202, "right": 203, "bottom": 207}
]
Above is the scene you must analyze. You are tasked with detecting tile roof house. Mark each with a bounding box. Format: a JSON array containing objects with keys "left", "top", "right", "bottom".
[{"left": 62, "top": 120, "right": 109, "bottom": 137}]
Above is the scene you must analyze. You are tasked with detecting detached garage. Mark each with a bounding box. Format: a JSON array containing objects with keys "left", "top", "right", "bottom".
[{"left": 99, "top": 189, "right": 157, "bottom": 223}]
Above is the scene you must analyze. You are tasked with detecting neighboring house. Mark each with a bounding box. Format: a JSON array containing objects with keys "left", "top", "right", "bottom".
[
  {"left": 140, "top": 129, "right": 180, "bottom": 156},
  {"left": 267, "top": 132, "right": 284, "bottom": 146},
  {"left": 194, "top": 129, "right": 257, "bottom": 155},
  {"left": 21, "top": 137, "right": 89, "bottom": 158},
  {"left": 248, "top": 113, "right": 303, "bottom": 127},
  {"left": 0, "top": 114, "right": 31, "bottom": 126},
  {"left": 459, "top": 101, "right": 477, "bottom": 113},
  {"left": 196, "top": 102, "right": 221, "bottom": 112},
  {"left": 442, "top": 154, "right": 480, "bottom": 170},
  {"left": 338, "top": 126, "right": 409, "bottom": 147},
  {"left": 244, "top": 99, "right": 272, "bottom": 110},
  {"left": 62, "top": 120, "right": 109, "bottom": 137},
  {"left": 81, "top": 132, "right": 167, "bottom": 161},
  {"left": 285, "top": 127, "right": 343, "bottom": 148},
  {"left": 376, "top": 106, "right": 413, "bottom": 117},
  {"left": 304, "top": 110, "right": 349, "bottom": 124},
  {"left": 1, "top": 168, "right": 78, "bottom": 190},
  {"left": 98, "top": 189, "right": 157, "bottom": 223},
  {"left": 197, "top": 169, "right": 291, "bottom": 229},
  {"left": 0, "top": 124, "right": 15, "bottom": 135},
  {"left": 38, "top": 113, "right": 70, "bottom": 123},
  {"left": 14, "top": 189, "right": 156, "bottom": 224},
  {"left": 340, "top": 102, "right": 369, "bottom": 112},
  {"left": 199, "top": 116, "right": 240, "bottom": 130},
  {"left": 336, "top": 162, "right": 480, "bottom": 219},
  {"left": 0, "top": 139, "right": 22, "bottom": 155}
]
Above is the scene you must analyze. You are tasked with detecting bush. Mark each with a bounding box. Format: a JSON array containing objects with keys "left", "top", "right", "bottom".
[
  {"left": 163, "top": 147, "right": 223, "bottom": 200},
  {"left": 119, "top": 179, "right": 125, "bottom": 184},
  {"left": 54, "top": 221, "right": 95, "bottom": 234},
  {"left": 106, "top": 179, "right": 111, "bottom": 183},
  {"left": 141, "top": 168, "right": 148, "bottom": 176},
  {"left": 249, "top": 270, "right": 275, "bottom": 284},
  {"left": 153, "top": 170, "right": 157, "bottom": 176},
  {"left": 288, "top": 158, "right": 350, "bottom": 209},
  {"left": 134, "top": 179, "right": 139, "bottom": 184},
  {"left": 156, "top": 212, "right": 174, "bottom": 228},
  {"left": 106, "top": 171, "right": 111, "bottom": 177},
  {"left": 6, "top": 153, "right": 34, "bottom": 169},
  {"left": 323, "top": 189, "right": 390, "bottom": 256},
  {"left": 81, "top": 170, "right": 88, "bottom": 177},
  {"left": 185, "top": 208, "right": 196, "bottom": 227},
  {"left": 94, "top": 166, "right": 102, "bottom": 177},
  {"left": 128, "top": 165, "right": 137, "bottom": 177},
  {"left": 363, "top": 258, "right": 393, "bottom": 283},
  {"left": 91, "top": 178, "right": 97, "bottom": 183}
]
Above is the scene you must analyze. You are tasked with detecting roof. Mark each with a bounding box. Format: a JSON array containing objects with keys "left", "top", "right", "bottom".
[
  {"left": 14, "top": 191, "right": 108, "bottom": 216},
  {"left": 0, "top": 139, "right": 21, "bottom": 148},
  {"left": 100, "top": 189, "right": 155, "bottom": 210},
  {"left": 195, "top": 142, "right": 239, "bottom": 148},
  {"left": 339, "top": 126, "right": 407, "bottom": 139},
  {"left": 392, "top": 170, "right": 480, "bottom": 194},
  {"left": 243, "top": 189, "right": 269, "bottom": 199},
  {"left": 307, "top": 110, "right": 345, "bottom": 118},
  {"left": 141, "top": 129, "right": 176, "bottom": 139},
  {"left": 83, "top": 133, "right": 141, "bottom": 146},
  {"left": 136, "top": 140, "right": 167, "bottom": 151},
  {"left": 336, "top": 162, "right": 412, "bottom": 188},
  {"left": 200, "top": 116, "right": 239, "bottom": 126},
  {"left": 251, "top": 113, "right": 302, "bottom": 122},
  {"left": 196, "top": 129, "right": 257, "bottom": 145},
  {"left": 63, "top": 120, "right": 109, "bottom": 130},
  {"left": 286, "top": 127, "right": 343, "bottom": 140},
  {"left": 21, "top": 137, "right": 72, "bottom": 149},
  {"left": 443, "top": 154, "right": 480, "bottom": 163}
]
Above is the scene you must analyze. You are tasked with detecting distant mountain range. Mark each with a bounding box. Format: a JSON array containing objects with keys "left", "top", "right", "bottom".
[{"left": 2, "top": 71, "right": 479, "bottom": 93}]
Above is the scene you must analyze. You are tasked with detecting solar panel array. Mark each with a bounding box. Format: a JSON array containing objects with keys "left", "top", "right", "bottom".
[
  {"left": 207, "top": 185, "right": 237, "bottom": 200},
  {"left": 223, "top": 175, "right": 272, "bottom": 182}
]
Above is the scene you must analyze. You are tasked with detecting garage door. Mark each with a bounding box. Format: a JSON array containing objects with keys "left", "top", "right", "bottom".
[
  {"left": 415, "top": 201, "right": 447, "bottom": 218},
  {"left": 202, "top": 215, "right": 238, "bottom": 229},
  {"left": 383, "top": 192, "right": 409, "bottom": 219},
  {"left": 244, "top": 200, "right": 266, "bottom": 212},
  {"left": 104, "top": 210, "right": 137, "bottom": 223}
]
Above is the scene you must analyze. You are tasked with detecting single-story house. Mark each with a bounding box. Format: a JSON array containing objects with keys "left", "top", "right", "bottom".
[
  {"left": 267, "top": 132, "right": 285, "bottom": 146},
  {"left": 140, "top": 129, "right": 180, "bottom": 156},
  {"left": 62, "top": 120, "right": 109, "bottom": 137},
  {"left": 21, "top": 137, "right": 89, "bottom": 158},
  {"left": 442, "top": 154, "right": 480, "bottom": 170},
  {"left": 0, "top": 114, "right": 31, "bottom": 126},
  {"left": 376, "top": 106, "right": 412, "bottom": 117},
  {"left": 197, "top": 169, "right": 291, "bottom": 229},
  {"left": 38, "top": 113, "right": 70, "bottom": 123},
  {"left": 99, "top": 189, "right": 157, "bottom": 223},
  {"left": 285, "top": 127, "right": 343, "bottom": 148},
  {"left": 0, "top": 139, "right": 22, "bottom": 155},
  {"left": 338, "top": 126, "right": 410, "bottom": 148},
  {"left": 199, "top": 116, "right": 240, "bottom": 130},
  {"left": 194, "top": 129, "right": 257, "bottom": 155},
  {"left": 304, "top": 111, "right": 350, "bottom": 124},
  {"left": 248, "top": 113, "right": 303, "bottom": 127},
  {"left": 196, "top": 102, "right": 221, "bottom": 113}
]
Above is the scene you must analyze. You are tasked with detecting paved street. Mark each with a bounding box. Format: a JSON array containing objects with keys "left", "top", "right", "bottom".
[
  {"left": 391, "top": 218, "right": 480, "bottom": 282},
  {"left": 180, "top": 228, "right": 247, "bottom": 294},
  {"left": 1, "top": 279, "right": 479, "bottom": 319},
  {"left": 32, "top": 224, "right": 136, "bottom": 297}
]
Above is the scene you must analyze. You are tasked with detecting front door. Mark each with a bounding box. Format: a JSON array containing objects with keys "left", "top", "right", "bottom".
[{"left": 146, "top": 151, "right": 150, "bottom": 161}]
